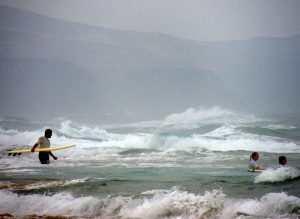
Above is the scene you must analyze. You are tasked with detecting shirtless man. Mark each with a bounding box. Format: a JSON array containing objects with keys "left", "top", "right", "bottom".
[{"left": 31, "top": 129, "right": 57, "bottom": 164}]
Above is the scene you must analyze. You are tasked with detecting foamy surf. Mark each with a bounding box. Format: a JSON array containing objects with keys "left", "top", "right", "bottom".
[
  {"left": 254, "top": 166, "right": 300, "bottom": 183},
  {"left": 161, "top": 106, "right": 259, "bottom": 129},
  {"left": 21, "top": 177, "right": 91, "bottom": 190},
  {"left": 0, "top": 189, "right": 299, "bottom": 219},
  {"left": 221, "top": 192, "right": 300, "bottom": 219},
  {"left": 1, "top": 107, "right": 299, "bottom": 161},
  {"left": 0, "top": 190, "right": 102, "bottom": 217},
  {"left": 119, "top": 189, "right": 225, "bottom": 219},
  {"left": 0, "top": 121, "right": 299, "bottom": 169},
  {"left": 0, "top": 178, "right": 91, "bottom": 191},
  {"left": 0, "top": 108, "right": 300, "bottom": 219}
]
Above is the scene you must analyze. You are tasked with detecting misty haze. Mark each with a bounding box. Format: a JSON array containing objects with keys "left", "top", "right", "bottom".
[{"left": 0, "top": 4, "right": 299, "bottom": 124}]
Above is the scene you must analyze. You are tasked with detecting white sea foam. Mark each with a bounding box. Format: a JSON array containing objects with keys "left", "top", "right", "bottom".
[
  {"left": 120, "top": 189, "right": 225, "bottom": 219},
  {"left": 0, "top": 190, "right": 103, "bottom": 217},
  {"left": 3, "top": 124, "right": 297, "bottom": 155},
  {"left": 221, "top": 192, "right": 300, "bottom": 219},
  {"left": 0, "top": 123, "right": 300, "bottom": 170},
  {"left": 254, "top": 167, "right": 300, "bottom": 183},
  {"left": 58, "top": 120, "right": 112, "bottom": 140},
  {"left": 0, "top": 127, "right": 40, "bottom": 150},
  {"left": 19, "top": 177, "right": 91, "bottom": 190},
  {"left": 148, "top": 131, "right": 299, "bottom": 153},
  {"left": 0, "top": 189, "right": 299, "bottom": 219},
  {"left": 0, "top": 107, "right": 299, "bottom": 169},
  {"left": 202, "top": 125, "right": 239, "bottom": 138},
  {"left": 161, "top": 106, "right": 258, "bottom": 129},
  {"left": 264, "top": 124, "right": 297, "bottom": 130},
  {"left": 0, "top": 168, "right": 40, "bottom": 173}
]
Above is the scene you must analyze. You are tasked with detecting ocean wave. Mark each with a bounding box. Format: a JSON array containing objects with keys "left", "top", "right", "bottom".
[
  {"left": 0, "top": 124, "right": 299, "bottom": 170},
  {"left": 148, "top": 131, "right": 300, "bottom": 153},
  {"left": 161, "top": 106, "right": 259, "bottom": 130},
  {"left": 0, "top": 108, "right": 300, "bottom": 167},
  {"left": 0, "top": 189, "right": 299, "bottom": 218},
  {"left": 254, "top": 166, "right": 300, "bottom": 183},
  {"left": 120, "top": 189, "right": 225, "bottom": 219},
  {"left": 0, "top": 127, "right": 40, "bottom": 150},
  {"left": 263, "top": 124, "right": 297, "bottom": 130},
  {"left": 53, "top": 117, "right": 300, "bottom": 155},
  {"left": 0, "top": 190, "right": 102, "bottom": 217},
  {"left": 221, "top": 192, "right": 300, "bottom": 218},
  {"left": 202, "top": 125, "right": 239, "bottom": 138},
  {"left": 0, "top": 122, "right": 153, "bottom": 152},
  {"left": 23, "top": 178, "right": 91, "bottom": 190},
  {"left": 57, "top": 120, "right": 112, "bottom": 141},
  {"left": 0, "top": 178, "right": 91, "bottom": 191}
]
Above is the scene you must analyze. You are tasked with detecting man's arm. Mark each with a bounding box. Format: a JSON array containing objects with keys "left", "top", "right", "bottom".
[
  {"left": 256, "top": 165, "right": 264, "bottom": 170},
  {"left": 31, "top": 143, "right": 38, "bottom": 152},
  {"left": 49, "top": 151, "right": 57, "bottom": 160}
]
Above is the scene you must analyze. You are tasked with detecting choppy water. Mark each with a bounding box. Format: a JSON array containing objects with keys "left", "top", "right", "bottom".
[{"left": 0, "top": 107, "right": 300, "bottom": 218}]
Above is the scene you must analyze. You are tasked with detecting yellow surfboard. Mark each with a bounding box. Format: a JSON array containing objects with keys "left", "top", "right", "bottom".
[{"left": 8, "top": 144, "right": 75, "bottom": 156}]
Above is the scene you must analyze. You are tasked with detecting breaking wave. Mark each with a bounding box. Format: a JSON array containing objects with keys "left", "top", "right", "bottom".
[
  {"left": 0, "top": 178, "right": 91, "bottom": 191},
  {"left": 23, "top": 178, "right": 91, "bottom": 190},
  {"left": 0, "top": 107, "right": 299, "bottom": 169},
  {"left": 254, "top": 167, "right": 300, "bottom": 183},
  {"left": 0, "top": 189, "right": 299, "bottom": 218}
]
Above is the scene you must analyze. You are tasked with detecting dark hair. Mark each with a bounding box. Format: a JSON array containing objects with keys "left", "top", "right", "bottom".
[
  {"left": 278, "top": 156, "right": 287, "bottom": 165},
  {"left": 250, "top": 152, "right": 259, "bottom": 160},
  {"left": 45, "top": 129, "right": 52, "bottom": 136}
]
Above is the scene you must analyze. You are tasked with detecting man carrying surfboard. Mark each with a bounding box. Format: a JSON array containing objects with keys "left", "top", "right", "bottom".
[{"left": 31, "top": 129, "right": 57, "bottom": 164}]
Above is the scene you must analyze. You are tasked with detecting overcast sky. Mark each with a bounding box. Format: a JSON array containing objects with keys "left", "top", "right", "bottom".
[{"left": 1, "top": 0, "right": 300, "bottom": 41}]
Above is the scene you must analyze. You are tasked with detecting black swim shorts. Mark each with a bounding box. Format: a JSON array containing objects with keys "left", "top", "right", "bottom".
[{"left": 39, "top": 152, "right": 50, "bottom": 164}]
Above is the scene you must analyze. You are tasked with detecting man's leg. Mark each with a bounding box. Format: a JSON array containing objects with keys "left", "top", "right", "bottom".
[{"left": 39, "top": 152, "right": 50, "bottom": 164}]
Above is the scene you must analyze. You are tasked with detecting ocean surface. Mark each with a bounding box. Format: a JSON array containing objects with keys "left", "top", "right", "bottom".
[{"left": 0, "top": 107, "right": 300, "bottom": 219}]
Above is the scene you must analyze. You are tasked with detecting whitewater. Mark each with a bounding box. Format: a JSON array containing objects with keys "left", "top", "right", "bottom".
[{"left": 0, "top": 107, "right": 299, "bottom": 218}]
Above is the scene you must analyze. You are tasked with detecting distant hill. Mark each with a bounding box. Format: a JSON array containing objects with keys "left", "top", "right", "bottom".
[{"left": 0, "top": 6, "right": 299, "bottom": 123}]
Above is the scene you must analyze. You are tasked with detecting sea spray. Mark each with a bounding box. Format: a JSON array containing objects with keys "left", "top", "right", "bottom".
[
  {"left": 0, "top": 189, "right": 300, "bottom": 218},
  {"left": 161, "top": 106, "right": 252, "bottom": 129},
  {"left": 221, "top": 192, "right": 300, "bottom": 218},
  {"left": 120, "top": 189, "right": 225, "bottom": 219},
  {"left": 255, "top": 167, "right": 300, "bottom": 183},
  {"left": 0, "top": 190, "right": 103, "bottom": 217}
]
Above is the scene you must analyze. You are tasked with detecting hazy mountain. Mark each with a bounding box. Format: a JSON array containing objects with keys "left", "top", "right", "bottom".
[
  {"left": 0, "top": 6, "right": 299, "bottom": 123},
  {"left": 188, "top": 37, "right": 300, "bottom": 117}
]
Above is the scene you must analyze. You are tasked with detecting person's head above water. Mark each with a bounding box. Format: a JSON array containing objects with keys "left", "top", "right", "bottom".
[
  {"left": 44, "top": 129, "right": 52, "bottom": 138},
  {"left": 278, "top": 156, "right": 287, "bottom": 166},
  {"left": 250, "top": 152, "right": 259, "bottom": 161}
]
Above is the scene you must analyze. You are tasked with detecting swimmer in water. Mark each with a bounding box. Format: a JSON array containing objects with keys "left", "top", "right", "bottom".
[
  {"left": 278, "top": 155, "right": 287, "bottom": 167},
  {"left": 248, "top": 152, "right": 264, "bottom": 172}
]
